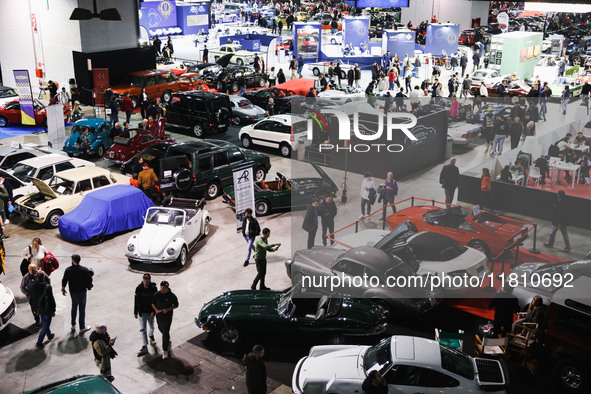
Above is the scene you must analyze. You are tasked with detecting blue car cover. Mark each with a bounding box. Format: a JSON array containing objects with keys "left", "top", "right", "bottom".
[{"left": 59, "top": 185, "right": 154, "bottom": 242}]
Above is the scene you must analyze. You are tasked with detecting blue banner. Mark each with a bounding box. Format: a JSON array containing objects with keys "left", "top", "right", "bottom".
[
  {"left": 139, "top": 1, "right": 178, "bottom": 29},
  {"left": 383, "top": 29, "right": 415, "bottom": 58},
  {"left": 13, "top": 70, "right": 35, "bottom": 125},
  {"left": 342, "top": 17, "right": 370, "bottom": 53},
  {"left": 177, "top": 3, "right": 210, "bottom": 35},
  {"left": 425, "top": 23, "right": 460, "bottom": 57}
]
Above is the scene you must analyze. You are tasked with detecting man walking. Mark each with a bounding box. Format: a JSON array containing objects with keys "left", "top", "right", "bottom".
[
  {"left": 242, "top": 208, "right": 261, "bottom": 267},
  {"left": 121, "top": 92, "right": 134, "bottom": 124},
  {"left": 134, "top": 273, "right": 157, "bottom": 357},
  {"left": 289, "top": 56, "right": 297, "bottom": 79},
  {"left": 460, "top": 74, "right": 471, "bottom": 98},
  {"left": 302, "top": 199, "right": 319, "bottom": 249},
  {"left": 151, "top": 281, "right": 178, "bottom": 359},
  {"left": 138, "top": 162, "right": 159, "bottom": 203},
  {"left": 297, "top": 55, "right": 304, "bottom": 78},
  {"left": 251, "top": 228, "right": 280, "bottom": 290},
  {"left": 243, "top": 344, "right": 267, "bottom": 394},
  {"left": 20, "top": 264, "right": 49, "bottom": 327},
  {"left": 439, "top": 158, "right": 460, "bottom": 205},
  {"left": 544, "top": 190, "right": 571, "bottom": 251},
  {"left": 61, "top": 254, "right": 93, "bottom": 333},
  {"left": 319, "top": 196, "right": 337, "bottom": 246},
  {"left": 472, "top": 50, "right": 480, "bottom": 72},
  {"left": 460, "top": 52, "right": 468, "bottom": 77},
  {"left": 202, "top": 45, "right": 208, "bottom": 63},
  {"left": 31, "top": 272, "right": 56, "bottom": 348}
]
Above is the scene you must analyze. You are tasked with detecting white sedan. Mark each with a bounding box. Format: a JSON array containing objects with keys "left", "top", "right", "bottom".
[
  {"left": 307, "top": 60, "right": 348, "bottom": 79},
  {"left": 239, "top": 114, "right": 307, "bottom": 157},
  {"left": 323, "top": 31, "right": 343, "bottom": 45},
  {"left": 317, "top": 86, "right": 366, "bottom": 105},
  {"left": 336, "top": 222, "right": 489, "bottom": 293},
  {"left": 293, "top": 335, "right": 508, "bottom": 394},
  {"left": 470, "top": 68, "right": 505, "bottom": 88},
  {"left": 126, "top": 198, "right": 211, "bottom": 267}
]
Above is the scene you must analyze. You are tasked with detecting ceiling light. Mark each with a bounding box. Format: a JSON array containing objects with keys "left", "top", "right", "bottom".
[{"left": 70, "top": 0, "right": 121, "bottom": 21}]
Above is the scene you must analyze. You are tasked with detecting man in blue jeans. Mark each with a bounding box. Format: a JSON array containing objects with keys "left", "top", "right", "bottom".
[
  {"left": 31, "top": 272, "right": 56, "bottom": 348},
  {"left": 242, "top": 208, "right": 261, "bottom": 267},
  {"left": 61, "top": 254, "right": 93, "bottom": 333},
  {"left": 134, "top": 273, "right": 157, "bottom": 357}
]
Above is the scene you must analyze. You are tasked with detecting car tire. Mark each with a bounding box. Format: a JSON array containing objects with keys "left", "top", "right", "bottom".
[
  {"left": 96, "top": 145, "right": 105, "bottom": 158},
  {"left": 255, "top": 199, "right": 270, "bottom": 216},
  {"left": 570, "top": 91, "right": 574, "bottom": 98},
  {"left": 193, "top": 123, "right": 205, "bottom": 137},
  {"left": 259, "top": 77, "right": 266, "bottom": 87},
  {"left": 0, "top": 116, "right": 8, "bottom": 127},
  {"left": 312, "top": 67, "right": 320, "bottom": 76},
  {"left": 331, "top": 38, "right": 336, "bottom": 45},
  {"left": 231, "top": 83, "right": 239, "bottom": 93},
  {"left": 201, "top": 218, "right": 210, "bottom": 239},
  {"left": 46, "top": 210, "right": 63, "bottom": 228},
  {"left": 327, "top": 334, "right": 346, "bottom": 345},
  {"left": 220, "top": 326, "right": 240, "bottom": 345},
  {"left": 206, "top": 181, "right": 221, "bottom": 199},
  {"left": 237, "top": 58, "right": 244, "bottom": 66},
  {"left": 468, "top": 240, "right": 491, "bottom": 258},
  {"left": 161, "top": 90, "right": 172, "bottom": 103},
  {"left": 555, "top": 358, "right": 586, "bottom": 392},
  {"left": 241, "top": 135, "right": 252, "bottom": 148},
  {"left": 279, "top": 143, "right": 292, "bottom": 157},
  {"left": 176, "top": 246, "right": 188, "bottom": 267},
  {"left": 232, "top": 117, "right": 241, "bottom": 126},
  {"left": 254, "top": 166, "right": 266, "bottom": 181},
  {"left": 131, "top": 95, "right": 139, "bottom": 108}
]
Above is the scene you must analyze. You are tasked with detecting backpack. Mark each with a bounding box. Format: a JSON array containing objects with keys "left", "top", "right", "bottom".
[
  {"left": 36, "top": 284, "right": 51, "bottom": 315},
  {"left": 548, "top": 143, "right": 560, "bottom": 157}
]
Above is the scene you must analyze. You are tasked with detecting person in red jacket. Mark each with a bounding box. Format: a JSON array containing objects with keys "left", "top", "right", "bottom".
[
  {"left": 481, "top": 168, "right": 492, "bottom": 211},
  {"left": 120, "top": 92, "right": 135, "bottom": 124}
]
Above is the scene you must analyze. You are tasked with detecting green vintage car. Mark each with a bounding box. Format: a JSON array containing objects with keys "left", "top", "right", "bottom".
[
  {"left": 548, "top": 77, "right": 583, "bottom": 98},
  {"left": 195, "top": 287, "right": 387, "bottom": 345},
  {"left": 222, "top": 161, "right": 338, "bottom": 216},
  {"left": 21, "top": 375, "right": 121, "bottom": 394}
]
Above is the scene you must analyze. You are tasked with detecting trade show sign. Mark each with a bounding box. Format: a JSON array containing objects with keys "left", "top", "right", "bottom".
[
  {"left": 293, "top": 23, "right": 321, "bottom": 60},
  {"left": 139, "top": 1, "right": 177, "bottom": 29},
  {"left": 342, "top": 17, "right": 370, "bottom": 53},
  {"left": 232, "top": 166, "right": 255, "bottom": 232},
  {"left": 425, "top": 23, "right": 460, "bottom": 57},
  {"left": 382, "top": 29, "right": 415, "bottom": 58},
  {"left": 12, "top": 70, "right": 35, "bottom": 125},
  {"left": 46, "top": 103, "right": 66, "bottom": 149}
]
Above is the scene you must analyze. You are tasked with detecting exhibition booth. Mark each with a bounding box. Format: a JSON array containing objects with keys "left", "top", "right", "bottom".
[
  {"left": 424, "top": 23, "right": 460, "bottom": 57},
  {"left": 488, "top": 31, "right": 544, "bottom": 79},
  {"left": 139, "top": 1, "right": 210, "bottom": 37}
]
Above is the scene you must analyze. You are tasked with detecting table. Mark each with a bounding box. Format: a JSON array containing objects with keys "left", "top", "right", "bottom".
[
  {"left": 574, "top": 144, "right": 590, "bottom": 153},
  {"left": 550, "top": 162, "right": 581, "bottom": 188},
  {"left": 511, "top": 174, "right": 524, "bottom": 186}
]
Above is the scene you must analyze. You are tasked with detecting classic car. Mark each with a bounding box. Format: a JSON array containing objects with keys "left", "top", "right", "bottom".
[
  {"left": 178, "top": 73, "right": 210, "bottom": 92},
  {"left": 104, "top": 123, "right": 175, "bottom": 165},
  {"left": 184, "top": 54, "right": 233, "bottom": 74},
  {"left": 0, "top": 143, "right": 50, "bottom": 170},
  {"left": 386, "top": 205, "right": 529, "bottom": 258},
  {"left": 21, "top": 375, "right": 122, "bottom": 394},
  {"left": 458, "top": 28, "right": 476, "bottom": 46},
  {"left": 223, "top": 162, "right": 338, "bottom": 216},
  {"left": 111, "top": 69, "right": 182, "bottom": 107},
  {"left": 548, "top": 77, "right": 583, "bottom": 98},
  {"left": 471, "top": 80, "right": 531, "bottom": 97},
  {"left": 301, "top": 36, "right": 319, "bottom": 52},
  {"left": 468, "top": 105, "right": 512, "bottom": 124},
  {"left": 0, "top": 154, "right": 93, "bottom": 200},
  {"left": 317, "top": 86, "right": 366, "bottom": 105},
  {"left": 62, "top": 118, "right": 113, "bottom": 158},
  {"left": 307, "top": 59, "right": 348, "bottom": 79},
  {"left": 120, "top": 141, "right": 175, "bottom": 176},
  {"left": 336, "top": 222, "right": 489, "bottom": 293},
  {"left": 229, "top": 95, "right": 266, "bottom": 125},
  {"left": 164, "top": 91, "right": 232, "bottom": 137},
  {"left": 324, "top": 31, "right": 343, "bottom": 45},
  {"left": 447, "top": 122, "right": 483, "bottom": 145},
  {"left": 295, "top": 11, "right": 309, "bottom": 21},
  {"left": 238, "top": 114, "right": 308, "bottom": 157},
  {"left": 242, "top": 88, "right": 305, "bottom": 114},
  {"left": 203, "top": 66, "right": 268, "bottom": 92},
  {"left": 195, "top": 286, "right": 387, "bottom": 345},
  {"left": 412, "top": 99, "right": 473, "bottom": 121},
  {"left": 285, "top": 246, "right": 440, "bottom": 313},
  {"left": 0, "top": 99, "right": 71, "bottom": 128},
  {"left": 0, "top": 86, "right": 18, "bottom": 107},
  {"left": 14, "top": 166, "right": 130, "bottom": 228},
  {"left": 125, "top": 197, "right": 211, "bottom": 266},
  {"left": 59, "top": 185, "right": 154, "bottom": 243},
  {"left": 470, "top": 69, "right": 505, "bottom": 88},
  {"left": 0, "top": 280, "right": 16, "bottom": 332},
  {"left": 208, "top": 44, "right": 257, "bottom": 66},
  {"left": 292, "top": 336, "right": 508, "bottom": 394}
]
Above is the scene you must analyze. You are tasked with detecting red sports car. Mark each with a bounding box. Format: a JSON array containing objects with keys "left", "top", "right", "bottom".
[
  {"left": 178, "top": 73, "right": 210, "bottom": 92},
  {"left": 386, "top": 205, "right": 529, "bottom": 258},
  {"left": 458, "top": 28, "right": 475, "bottom": 46},
  {"left": 0, "top": 99, "right": 71, "bottom": 127},
  {"left": 104, "top": 120, "right": 175, "bottom": 164}
]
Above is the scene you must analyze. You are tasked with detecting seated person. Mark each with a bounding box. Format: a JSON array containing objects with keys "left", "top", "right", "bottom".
[
  {"left": 499, "top": 165, "right": 512, "bottom": 183},
  {"left": 512, "top": 295, "right": 546, "bottom": 334},
  {"left": 557, "top": 134, "right": 573, "bottom": 154},
  {"left": 578, "top": 154, "right": 591, "bottom": 184},
  {"left": 510, "top": 162, "right": 524, "bottom": 177},
  {"left": 574, "top": 131, "right": 587, "bottom": 146}
]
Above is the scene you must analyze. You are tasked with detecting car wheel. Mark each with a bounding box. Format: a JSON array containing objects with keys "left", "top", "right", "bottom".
[
  {"left": 468, "top": 240, "right": 491, "bottom": 258},
  {"left": 232, "top": 116, "right": 241, "bottom": 126},
  {"left": 46, "top": 210, "right": 63, "bottom": 228},
  {"left": 220, "top": 326, "right": 240, "bottom": 345},
  {"left": 202, "top": 218, "right": 210, "bottom": 238},
  {"left": 312, "top": 67, "right": 320, "bottom": 76},
  {"left": 331, "top": 38, "right": 336, "bottom": 45},
  {"left": 96, "top": 145, "right": 105, "bottom": 158},
  {"left": 255, "top": 199, "right": 270, "bottom": 216},
  {"left": 0, "top": 116, "right": 8, "bottom": 127},
  {"left": 570, "top": 91, "right": 574, "bottom": 98},
  {"left": 254, "top": 166, "right": 266, "bottom": 181},
  {"left": 237, "top": 58, "right": 244, "bottom": 66},
  {"left": 573, "top": 57, "right": 581, "bottom": 66},
  {"left": 279, "top": 143, "right": 292, "bottom": 157},
  {"left": 161, "top": 90, "right": 172, "bottom": 103},
  {"left": 327, "top": 334, "right": 346, "bottom": 345},
  {"left": 555, "top": 359, "right": 585, "bottom": 392},
  {"left": 193, "top": 123, "right": 204, "bottom": 137},
  {"left": 259, "top": 77, "right": 266, "bottom": 87},
  {"left": 176, "top": 246, "right": 188, "bottom": 267},
  {"left": 241, "top": 135, "right": 252, "bottom": 148},
  {"left": 131, "top": 95, "right": 139, "bottom": 108},
  {"left": 231, "top": 83, "right": 239, "bottom": 93},
  {"left": 206, "top": 181, "right": 220, "bottom": 199}
]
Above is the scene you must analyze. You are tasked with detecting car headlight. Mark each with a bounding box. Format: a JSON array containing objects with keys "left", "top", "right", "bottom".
[
  {"left": 127, "top": 244, "right": 135, "bottom": 252},
  {"left": 167, "top": 247, "right": 176, "bottom": 255},
  {"left": 31, "top": 210, "right": 39, "bottom": 218}
]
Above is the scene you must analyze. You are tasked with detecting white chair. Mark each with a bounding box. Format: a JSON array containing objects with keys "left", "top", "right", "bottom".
[
  {"left": 474, "top": 335, "right": 509, "bottom": 357},
  {"left": 528, "top": 166, "right": 541, "bottom": 187}
]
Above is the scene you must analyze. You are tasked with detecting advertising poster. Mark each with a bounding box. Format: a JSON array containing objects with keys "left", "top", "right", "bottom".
[
  {"left": 424, "top": 24, "right": 459, "bottom": 57},
  {"left": 139, "top": 0, "right": 177, "bottom": 29},
  {"left": 12, "top": 70, "right": 36, "bottom": 126},
  {"left": 342, "top": 17, "right": 370, "bottom": 53},
  {"left": 232, "top": 166, "right": 255, "bottom": 232},
  {"left": 92, "top": 68, "right": 110, "bottom": 106},
  {"left": 46, "top": 103, "right": 66, "bottom": 149},
  {"left": 297, "top": 27, "right": 320, "bottom": 59}
]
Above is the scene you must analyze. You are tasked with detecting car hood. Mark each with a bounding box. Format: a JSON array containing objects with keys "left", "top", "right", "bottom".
[
  {"left": 310, "top": 162, "right": 338, "bottom": 192},
  {"left": 137, "top": 224, "right": 182, "bottom": 256},
  {"left": 200, "top": 289, "right": 281, "bottom": 319},
  {"left": 298, "top": 346, "right": 366, "bottom": 390},
  {"left": 31, "top": 177, "right": 57, "bottom": 198},
  {"left": 0, "top": 282, "right": 14, "bottom": 305},
  {"left": 294, "top": 247, "right": 344, "bottom": 269},
  {"left": 0, "top": 169, "right": 25, "bottom": 188},
  {"left": 216, "top": 53, "right": 234, "bottom": 67},
  {"left": 233, "top": 105, "right": 266, "bottom": 117},
  {"left": 473, "top": 213, "right": 526, "bottom": 238},
  {"left": 418, "top": 247, "right": 487, "bottom": 276}
]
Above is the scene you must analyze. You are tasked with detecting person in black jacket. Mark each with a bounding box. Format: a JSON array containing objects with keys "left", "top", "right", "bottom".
[
  {"left": 61, "top": 254, "right": 93, "bottom": 333},
  {"left": 302, "top": 199, "right": 319, "bottom": 249},
  {"left": 439, "top": 158, "right": 460, "bottom": 205},
  {"left": 509, "top": 116, "right": 523, "bottom": 150},
  {"left": 134, "top": 273, "right": 157, "bottom": 357},
  {"left": 489, "top": 288, "right": 520, "bottom": 336},
  {"left": 31, "top": 272, "right": 56, "bottom": 348},
  {"left": 0, "top": 175, "right": 13, "bottom": 222},
  {"left": 243, "top": 344, "right": 267, "bottom": 394},
  {"left": 242, "top": 208, "right": 261, "bottom": 267},
  {"left": 544, "top": 190, "right": 570, "bottom": 251},
  {"left": 277, "top": 68, "right": 286, "bottom": 84},
  {"left": 534, "top": 156, "right": 549, "bottom": 185},
  {"left": 151, "top": 281, "right": 178, "bottom": 359},
  {"left": 319, "top": 196, "right": 337, "bottom": 246},
  {"left": 362, "top": 370, "right": 388, "bottom": 394},
  {"left": 347, "top": 66, "right": 355, "bottom": 87}
]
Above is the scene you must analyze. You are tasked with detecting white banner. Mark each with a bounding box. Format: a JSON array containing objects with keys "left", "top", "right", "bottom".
[
  {"left": 46, "top": 103, "right": 66, "bottom": 149},
  {"left": 267, "top": 38, "right": 277, "bottom": 73},
  {"left": 497, "top": 12, "right": 509, "bottom": 33},
  {"left": 233, "top": 166, "right": 255, "bottom": 232}
]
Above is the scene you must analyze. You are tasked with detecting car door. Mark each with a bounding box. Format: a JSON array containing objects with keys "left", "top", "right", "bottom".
[
  {"left": 384, "top": 364, "right": 431, "bottom": 394},
  {"left": 183, "top": 211, "right": 201, "bottom": 246},
  {"left": 166, "top": 98, "right": 183, "bottom": 124},
  {"left": 250, "top": 119, "right": 274, "bottom": 148},
  {"left": 212, "top": 151, "right": 233, "bottom": 186},
  {"left": 2, "top": 102, "right": 21, "bottom": 123},
  {"left": 70, "top": 178, "right": 93, "bottom": 212},
  {"left": 139, "top": 133, "right": 155, "bottom": 150},
  {"left": 241, "top": 67, "right": 256, "bottom": 87},
  {"left": 97, "top": 122, "right": 112, "bottom": 146},
  {"left": 144, "top": 76, "right": 159, "bottom": 99},
  {"left": 36, "top": 165, "right": 55, "bottom": 182}
]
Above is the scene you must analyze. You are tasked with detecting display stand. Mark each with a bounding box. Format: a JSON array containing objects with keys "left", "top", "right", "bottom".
[
  {"left": 382, "top": 29, "right": 416, "bottom": 58},
  {"left": 342, "top": 16, "right": 370, "bottom": 55},
  {"left": 292, "top": 22, "right": 322, "bottom": 62},
  {"left": 488, "top": 32, "right": 543, "bottom": 79},
  {"left": 425, "top": 23, "right": 459, "bottom": 57}
]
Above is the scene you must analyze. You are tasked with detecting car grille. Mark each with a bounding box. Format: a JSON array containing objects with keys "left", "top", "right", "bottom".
[
  {"left": 1, "top": 299, "right": 16, "bottom": 324},
  {"left": 16, "top": 205, "right": 37, "bottom": 217},
  {"left": 475, "top": 358, "right": 504, "bottom": 383}
]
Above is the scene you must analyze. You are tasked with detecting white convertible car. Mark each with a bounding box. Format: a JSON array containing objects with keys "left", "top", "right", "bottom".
[
  {"left": 317, "top": 86, "right": 366, "bottom": 105},
  {"left": 292, "top": 335, "right": 508, "bottom": 394},
  {"left": 126, "top": 197, "right": 211, "bottom": 267},
  {"left": 336, "top": 221, "right": 489, "bottom": 293}
]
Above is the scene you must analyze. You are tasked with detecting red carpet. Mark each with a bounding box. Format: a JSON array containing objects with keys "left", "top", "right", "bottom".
[{"left": 525, "top": 171, "right": 591, "bottom": 199}]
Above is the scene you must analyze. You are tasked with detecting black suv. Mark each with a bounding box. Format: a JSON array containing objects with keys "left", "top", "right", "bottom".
[
  {"left": 204, "top": 66, "right": 268, "bottom": 93},
  {"left": 164, "top": 91, "right": 232, "bottom": 138},
  {"left": 158, "top": 140, "right": 271, "bottom": 199}
]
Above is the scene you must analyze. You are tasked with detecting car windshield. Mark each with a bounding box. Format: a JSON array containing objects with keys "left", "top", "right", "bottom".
[
  {"left": 440, "top": 344, "right": 474, "bottom": 380},
  {"left": 48, "top": 176, "right": 74, "bottom": 195},
  {"left": 364, "top": 337, "right": 392, "bottom": 374},
  {"left": 409, "top": 233, "right": 467, "bottom": 262},
  {"left": 473, "top": 71, "right": 487, "bottom": 78},
  {"left": 146, "top": 207, "right": 186, "bottom": 226},
  {"left": 293, "top": 121, "right": 307, "bottom": 134},
  {"left": 236, "top": 99, "right": 253, "bottom": 108},
  {"left": 71, "top": 125, "right": 96, "bottom": 134},
  {"left": 277, "top": 288, "right": 296, "bottom": 318},
  {"left": 11, "top": 164, "right": 36, "bottom": 182},
  {"left": 0, "top": 88, "right": 17, "bottom": 98}
]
